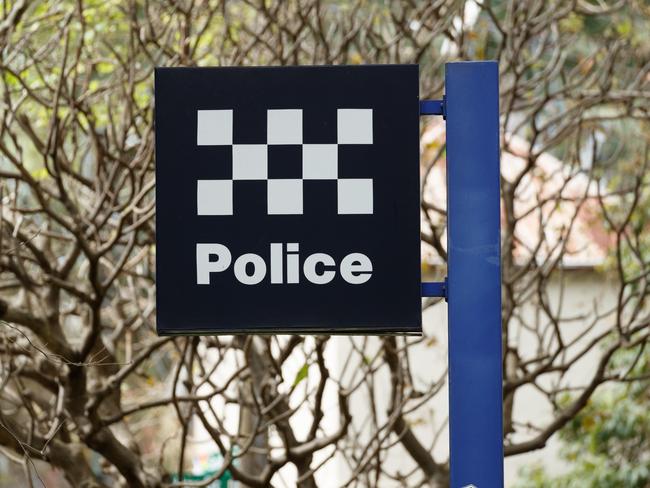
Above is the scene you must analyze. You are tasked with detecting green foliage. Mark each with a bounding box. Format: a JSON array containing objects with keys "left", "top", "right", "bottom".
[
  {"left": 517, "top": 351, "right": 650, "bottom": 488},
  {"left": 293, "top": 362, "right": 309, "bottom": 387}
]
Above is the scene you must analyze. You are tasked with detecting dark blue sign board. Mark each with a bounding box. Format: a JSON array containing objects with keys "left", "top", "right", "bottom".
[
  {"left": 155, "top": 65, "right": 421, "bottom": 335},
  {"left": 155, "top": 62, "right": 503, "bottom": 487}
]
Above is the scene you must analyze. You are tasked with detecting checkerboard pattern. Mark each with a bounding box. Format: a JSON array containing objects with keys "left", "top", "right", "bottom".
[{"left": 196, "top": 109, "right": 374, "bottom": 215}]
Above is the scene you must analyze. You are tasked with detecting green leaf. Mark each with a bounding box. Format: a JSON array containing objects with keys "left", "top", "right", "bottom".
[
  {"left": 96, "top": 62, "right": 114, "bottom": 75},
  {"left": 292, "top": 363, "right": 309, "bottom": 387},
  {"left": 616, "top": 19, "right": 632, "bottom": 38},
  {"left": 30, "top": 167, "right": 49, "bottom": 181}
]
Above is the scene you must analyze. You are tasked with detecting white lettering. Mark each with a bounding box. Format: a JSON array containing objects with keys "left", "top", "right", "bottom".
[
  {"left": 303, "top": 253, "right": 336, "bottom": 284},
  {"left": 195, "top": 244, "right": 373, "bottom": 285},
  {"left": 340, "top": 253, "right": 372, "bottom": 284},
  {"left": 270, "top": 243, "right": 283, "bottom": 283},
  {"left": 196, "top": 243, "right": 232, "bottom": 284},
  {"left": 287, "top": 243, "right": 300, "bottom": 284},
  {"left": 234, "top": 253, "right": 267, "bottom": 285}
]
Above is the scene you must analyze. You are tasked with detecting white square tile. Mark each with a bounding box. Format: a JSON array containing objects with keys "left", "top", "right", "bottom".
[
  {"left": 267, "top": 109, "right": 302, "bottom": 145},
  {"left": 233, "top": 144, "right": 267, "bottom": 180},
  {"left": 267, "top": 179, "right": 303, "bottom": 215},
  {"left": 303, "top": 144, "right": 338, "bottom": 180},
  {"left": 338, "top": 178, "right": 373, "bottom": 214},
  {"left": 197, "top": 180, "right": 233, "bottom": 215},
  {"left": 337, "top": 109, "right": 373, "bottom": 144},
  {"left": 197, "top": 110, "right": 232, "bottom": 145}
]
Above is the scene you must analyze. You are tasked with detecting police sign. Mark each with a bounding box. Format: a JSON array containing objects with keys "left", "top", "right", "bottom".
[{"left": 155, "top": 65, "right": 421, "bottom": 334}]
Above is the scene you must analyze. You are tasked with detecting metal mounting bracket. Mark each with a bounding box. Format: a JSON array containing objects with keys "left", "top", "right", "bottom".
[
  {"left": 419, "top": 98, "right": 445, "bottom": 118},
  {"left": 420, "top": 278, "right": 447, "bottom": 300}
]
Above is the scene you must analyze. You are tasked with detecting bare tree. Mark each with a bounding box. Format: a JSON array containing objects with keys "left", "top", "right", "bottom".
[{"left": 0, "top": 1, "right": 649, "bottom": 487}]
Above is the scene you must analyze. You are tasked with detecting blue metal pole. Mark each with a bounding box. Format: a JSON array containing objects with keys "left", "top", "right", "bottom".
[{"left": 445, "top": 61, "right": 503, "bottom": 487}]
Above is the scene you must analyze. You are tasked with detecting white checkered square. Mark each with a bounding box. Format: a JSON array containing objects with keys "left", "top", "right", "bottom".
[
  {"left": 337, "top": 178, "right": 373, "bottom": 214},
  {"left": 303, "top": 144, "right": 337, "bottom": 180},
  {"left": 233, "top": 144, "right": 267, "bottom": 180},
  {"left": 268, "top": 179, "right": 303, "bottom": 215},
  {"left": 197, "top": 180, "right": 233, "bottom": 215},
  {"left": 267, "top": 109, "right": 302, "bottom": 145},
  {"left": 195, "top": 108, "right": 375, "bottom": 216},
  {"left": 197, "top": 110, "right": 232, "bottom": 145},
  {"left": 337, "top": 109, "right": 373, "bottom": 144}
]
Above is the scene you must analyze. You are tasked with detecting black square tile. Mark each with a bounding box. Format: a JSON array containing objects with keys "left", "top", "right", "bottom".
[
  {"left": 268, "top": 145, "right": 302, "bottom": 179},
  {"left": 233, "top": 180, "right": 267, "bottom": 216},
  {"left": 337, "top": 145, "right": 374, "bottom": 179},
  {"left": 303, "top": 107, "right": 338, "bottom": 144},
  {"left": 303, "top": 180, "right": 337, "bottom": 215},
  {"left": 233, "top": 107, "right": 267, "bottom": 144},
  {"left": 194, "top": 145, "right": 232, "bottom": 180}
]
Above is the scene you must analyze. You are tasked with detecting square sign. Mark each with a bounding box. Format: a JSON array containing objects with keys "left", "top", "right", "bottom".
[{"left": 155, "top": 65, "right": 421, "bottom": 335}]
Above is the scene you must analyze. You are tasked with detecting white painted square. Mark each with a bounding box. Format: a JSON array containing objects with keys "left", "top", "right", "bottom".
[
  {"left": 338, "top": 178, "right": 373, "bottom": 214},
  {"left": 197, "top": 110, "right": 232, "bottom": 145},
  {"left": 303, "top": 144, "right": 338, "bottom": 180},
  {"left": 337, "top": 109, "right": 373, "bottom": 144},
  {"left": 268, "top": 179, "right": 303, "bottom": 215},
  {"left": 197, "top": 180, "right": 233, "bottom": 215},
  {"left": 233, "top": 144, "right": 267, "bottom": 180},
  {"left": 267, "top": 109, "right": 302, "bottom": 145}
]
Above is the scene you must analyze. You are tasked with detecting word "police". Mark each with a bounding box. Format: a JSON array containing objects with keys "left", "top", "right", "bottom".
[{"left": 197, "top": 243, "right": 373, "bottom": 285}]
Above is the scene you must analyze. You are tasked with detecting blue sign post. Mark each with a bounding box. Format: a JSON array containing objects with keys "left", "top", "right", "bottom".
[{"left": 422, "top": 61, "right": 503, "bottom": 487}]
